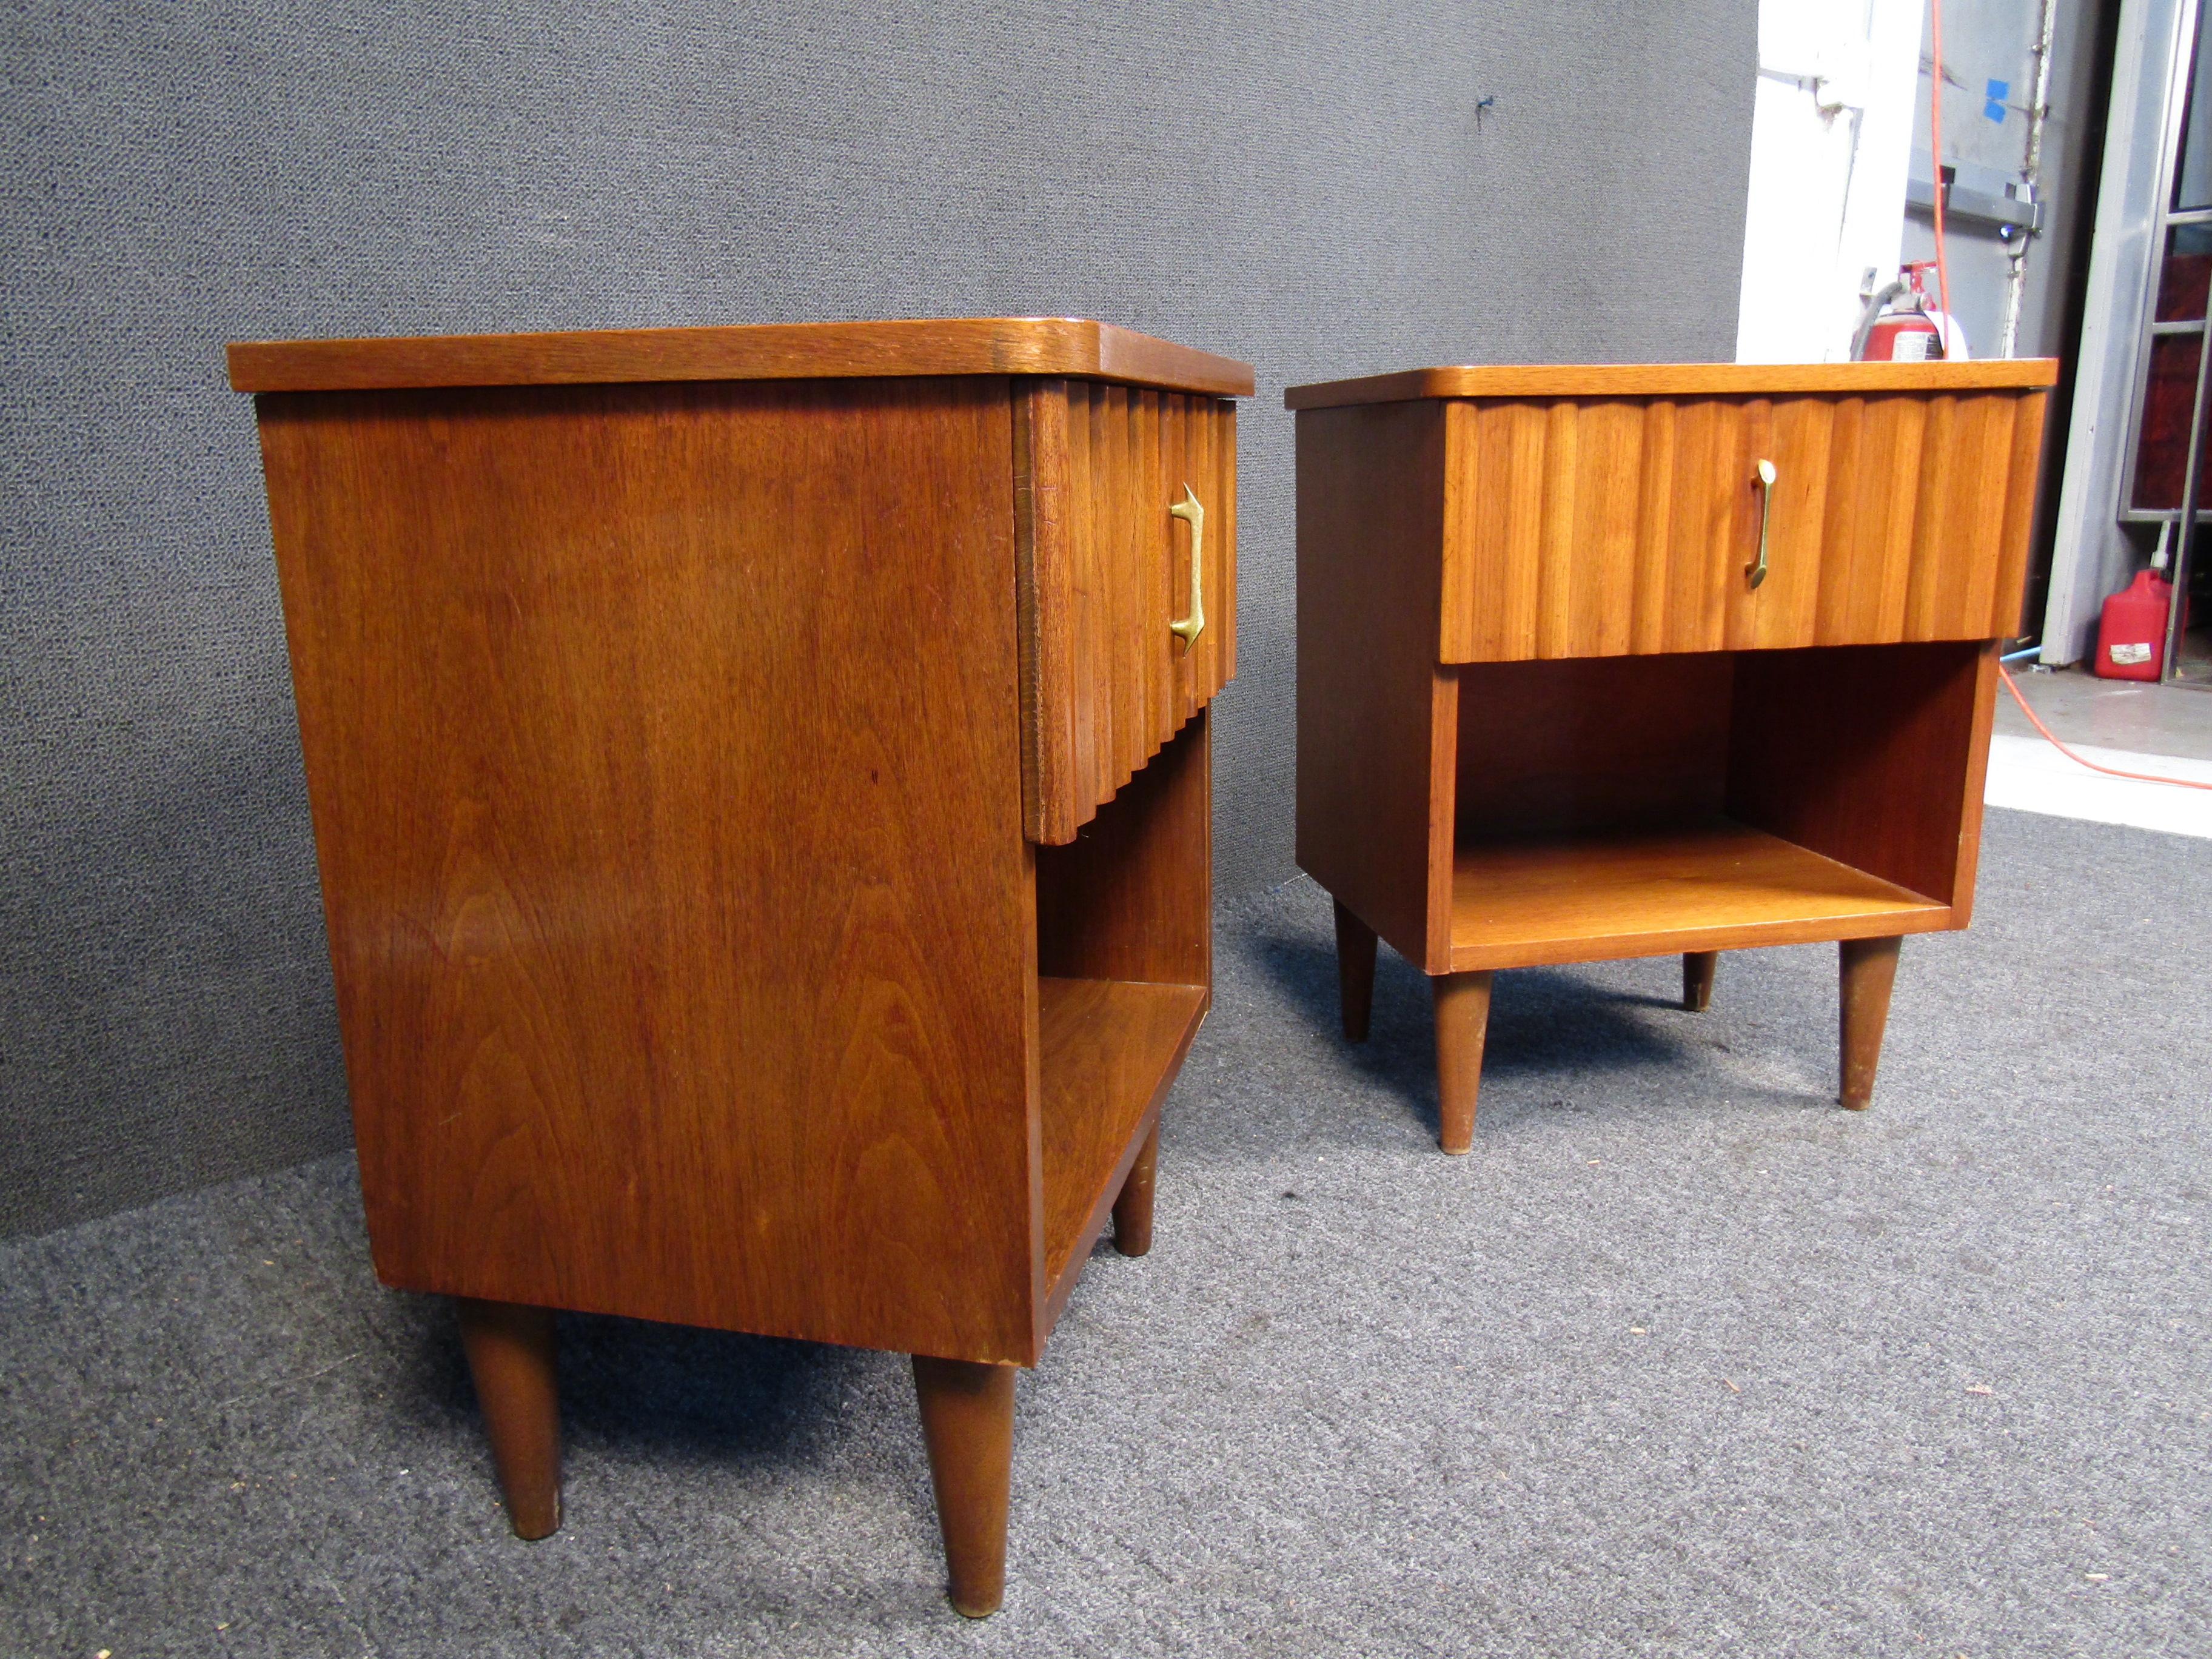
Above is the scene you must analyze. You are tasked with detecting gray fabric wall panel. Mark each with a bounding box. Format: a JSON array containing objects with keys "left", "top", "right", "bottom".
[{"left": 0, "top": 1, "right": 1755, "bottom": 1238}]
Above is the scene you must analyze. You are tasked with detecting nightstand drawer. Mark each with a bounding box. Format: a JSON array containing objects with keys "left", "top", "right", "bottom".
[
  {"left": 1439, "top": 386, "right": 2048, "bottom": 662},
  {"left": 1017, "top": 380, "right": 1236, "bottom": 843}
]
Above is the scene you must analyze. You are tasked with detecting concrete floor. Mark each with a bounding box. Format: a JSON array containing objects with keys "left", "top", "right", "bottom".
[{"left": 1997, "top": 663, "right": 2212, "bottom": 761}]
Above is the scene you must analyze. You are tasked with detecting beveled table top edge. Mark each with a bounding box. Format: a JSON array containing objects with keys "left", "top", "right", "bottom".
[{"left": 230, "top": 317, "right": 1256, "bottom": 398}]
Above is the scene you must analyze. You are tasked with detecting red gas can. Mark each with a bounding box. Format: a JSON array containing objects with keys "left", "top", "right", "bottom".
[{"left": 2094, "top": 568, "right": 2174, "bottom": 680}]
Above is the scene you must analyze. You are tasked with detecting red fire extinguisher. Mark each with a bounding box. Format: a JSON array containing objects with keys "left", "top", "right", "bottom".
[
  {"left": 2095, "top": 566, "right": 2176, "bottom": 681},
  {"left": 1859, "top": 263, "right": 1963, "bottom": 361}
]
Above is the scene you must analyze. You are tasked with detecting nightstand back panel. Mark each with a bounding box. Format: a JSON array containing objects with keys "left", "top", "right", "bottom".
[
  {"left": 1440, "top": 388, "right": 2047, "bottom": 662},
  {"left": 1017, "top": 382, "right": 1236, "bottom": 843},
  {"left": 1036, "top": 713, "right": 1214, "bottom": 990},
  {"left": 1454, "top": 654, "right": 1734, "bottom": 839},
  {"left": 257, "top": 377, "right": 1043, "bottom": 1364},
  {"left": 1295, "top": 401, "right": 1458, "bottom": 971}
]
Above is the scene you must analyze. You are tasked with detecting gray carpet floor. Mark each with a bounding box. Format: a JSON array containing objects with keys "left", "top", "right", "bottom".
[{"left": 4, "top": 808, "right": 2208, "bottom": 1658}]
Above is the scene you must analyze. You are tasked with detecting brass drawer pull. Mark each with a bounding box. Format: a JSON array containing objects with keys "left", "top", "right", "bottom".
[
  {"left": 1748, "top": 458, "right": 1777, "bottom": 590},
  {"left": 1169, "top": 485, "right": 1205, "bottom": 644}
]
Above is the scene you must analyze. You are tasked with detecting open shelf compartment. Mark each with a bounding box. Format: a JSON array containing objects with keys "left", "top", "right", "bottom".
[
  {"left": 1447, "top": 643, "right": 1990, "bottom": 973},
  {"left": 1030, "top": 711, "right": 1212, "bottom": 1322},
  {"left": 1037, "top": 978, "right": 1205, "bottom": 1287},
  {"left": 1449, "top": 817, "right": 1946, "bottom": 970}
]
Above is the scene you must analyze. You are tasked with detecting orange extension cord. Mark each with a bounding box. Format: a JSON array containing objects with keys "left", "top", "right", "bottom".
[{"left": 1998, "top": 664, "right": 2212, "bottom": 791}]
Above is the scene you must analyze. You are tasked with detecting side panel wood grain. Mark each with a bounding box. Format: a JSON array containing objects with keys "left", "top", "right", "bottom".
[
  {"left": 1295, "top": 403, "right": 1457, "bottom": 972},
  {"left": 1440, "top": 389, "right": 2049, "bottom": 660},
  {"left": 257, "top": 377, "right": 1041, "bottom": 1364}
]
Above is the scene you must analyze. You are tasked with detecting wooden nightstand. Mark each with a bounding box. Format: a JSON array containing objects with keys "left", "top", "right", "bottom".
[
  {"left": 1286, "top": 361, "right": 2057, "bottom": 1153},
  {"left": 229, "top": 318, "right": 1250, "bottom": 1615}
]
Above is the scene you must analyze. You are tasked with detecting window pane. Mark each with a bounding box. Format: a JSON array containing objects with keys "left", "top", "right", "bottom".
[
  {"left": 2178, "top": 3, "right": 2212, "bottom": 209},
  {"left": 2158, "top": 225, "right": 2212, "bottom": 320},
  {"left": 2134, "top": 333, "right": 2205, "bottom": 509}
]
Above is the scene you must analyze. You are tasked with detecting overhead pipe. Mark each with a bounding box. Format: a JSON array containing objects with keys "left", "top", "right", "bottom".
[{"left": 2000, "top": 0, "right": 2062, "bottom": 357}]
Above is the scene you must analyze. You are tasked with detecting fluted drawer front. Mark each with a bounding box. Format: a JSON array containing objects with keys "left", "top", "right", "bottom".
[
  {"left": 1017, "top": 379, "right": 1236, "bottom": 843},
  {"left": 1439, "top": 388, "right": 2048, "bottom": 662}
]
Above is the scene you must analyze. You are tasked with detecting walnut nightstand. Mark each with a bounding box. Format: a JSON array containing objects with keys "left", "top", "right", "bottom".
[
  {"left": 230, "top": 318, "right": 1250, "bottom": 1615},
  {"left": 1287, "top": 361, "right": 2057, "bottom": 1152}
]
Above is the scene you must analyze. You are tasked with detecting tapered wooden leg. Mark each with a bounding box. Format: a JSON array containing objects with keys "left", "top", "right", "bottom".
[
  {"left": 455, "top": 1297, "right": 561, "bottom": 1540},
  {"left": 1838, "top": 935, "right": 1903, "bottom": 1111},
  {"left": 1432, "top": 970, "right": 1493, "bottom": 1155},
  {"left": 1334, "top": 898, "right": 1378, "bottom": 1042},
  {"left": 1111, "top": 1120, "right": 1159, "bottom": 1258},
  {"left": 1683, "top": 951, "right": 1718, "bottom": 1012},
  {"left": 913, "top": 1356, "right": 1016, "bottom": 1618}
]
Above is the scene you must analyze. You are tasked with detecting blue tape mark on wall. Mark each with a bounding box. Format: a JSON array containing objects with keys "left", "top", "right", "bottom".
[{"left": 1985, "top": 78, "right": 2009, "bottom": 123}]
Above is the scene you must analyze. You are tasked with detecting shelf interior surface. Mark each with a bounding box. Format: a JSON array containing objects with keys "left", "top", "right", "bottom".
[
  {"left": 1448, "top": 816, "right": 1948, "bottom": 970},
  {"left": 1037, "top": 976, "right": 1207, "bottom": 1295}
]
